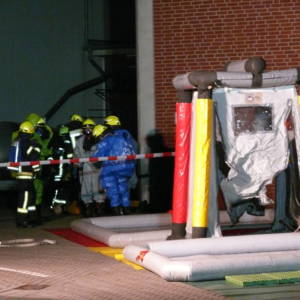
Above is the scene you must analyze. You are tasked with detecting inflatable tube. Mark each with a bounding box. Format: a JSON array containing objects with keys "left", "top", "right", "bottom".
[
  {"left": 224, "top": 57, "right": 266, "bottom": 74},
  {"left": 169, "top": 90, "right": 192, "bottom": 239},
  {"left": 71, "top": 210, "right": 274, "bottom": 247},
  {"left": 173, "top": 69, "right": 300, "bottom": 90},
  {"left": 146, "top": 232, "right": 300, "bottom": 257},
  {"left": 85, "top": 213, "right": 171, "bottom": 229},
  {"left": 124, "top": 244, "right": 300, "bottom": 281},
  {"left": 71, "top": 213, "right": 171, "bottom": 247},
  {"left": 191, "top": 96, "right": 213, "bottom": 237}
]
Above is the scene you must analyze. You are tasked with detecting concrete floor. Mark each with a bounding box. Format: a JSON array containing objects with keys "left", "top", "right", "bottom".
[
  {"left": 0, "top": 196, "right": 226, "bottom": 300},
  {"left": 2, "top": 195, "right": 300, "bottom": 300}
]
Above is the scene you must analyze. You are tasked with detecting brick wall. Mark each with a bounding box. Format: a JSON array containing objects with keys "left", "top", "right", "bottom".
[{"left": 153, "top": 0, "right": 300, "bottom": 146}]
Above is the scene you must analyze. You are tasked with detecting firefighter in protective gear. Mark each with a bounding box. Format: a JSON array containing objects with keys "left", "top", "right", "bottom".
[
  {"left": 67, "top": 114, "right": 84, "bottom": 149},
  {"left": 104, "top": 115, "right": 137, "bottom": 149},
  {"left": 93, "top": 124, "right": 107, "bottom": 138},
  {"left": 71, "top": 114, "right": 83, "bottom": 123},
  {"left": 33, "top": 116, "right": 53, "bottom": 219},
  {"left": 82, "top": 118, "right": 95, "bottom": 132},
  {"left": 11, "top": 113, "right": 41, "bottom": 142},
  {"left": 104, "top": 115, "right": 138, "bottom": 214},
  {"left": 8, "top": 121, "right": 41, "bottom": 227},
  {"left": 104, "top": 115, "right": 121, "bottom": 127},
  {"left": 19, "top": 121, "right": 35, "bottom": 134},
  {"left": 35, "top": 117, "right": 53, "bottom": 159},
  {"left": 68, "top": 114, "right": 84, "bottom": 130},
  {"left": 49, "top": 125, "right": 74, "bottom": 214},
  {"left": 92, "top": 120, "right": 137, "bottom": 216},
  {"left": 28, "top": 114, "right": 53, "bottom": 221},
  {"left": 74, "top": 119, "right": 105, "bottom": 217},
  {"left": 26, "top": 113, "right": 41, "bottom": 126},
  {"left": 12, "top": 113, "right": 54, "bottom": 223}
]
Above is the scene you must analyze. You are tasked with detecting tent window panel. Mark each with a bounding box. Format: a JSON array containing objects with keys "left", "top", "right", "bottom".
[{"left": 233, "top": 105, "right": 273, "bottom": 136}]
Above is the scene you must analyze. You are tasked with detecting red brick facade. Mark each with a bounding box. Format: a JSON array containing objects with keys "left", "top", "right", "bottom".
[{"left": 153, "top": 0, "right": 300, "bottom": 146}]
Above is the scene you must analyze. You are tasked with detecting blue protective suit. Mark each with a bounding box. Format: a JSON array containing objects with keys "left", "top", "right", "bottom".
[{"left": 93, "top": 129, "right": 137, "bottom": 208}]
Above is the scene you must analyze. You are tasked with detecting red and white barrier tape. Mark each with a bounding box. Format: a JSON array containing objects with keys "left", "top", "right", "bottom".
[{"left": 0, "top": 152, "right": 175, "bottom": 168}]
